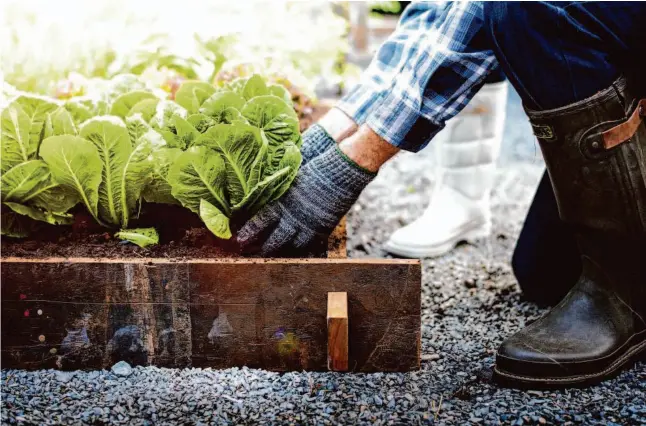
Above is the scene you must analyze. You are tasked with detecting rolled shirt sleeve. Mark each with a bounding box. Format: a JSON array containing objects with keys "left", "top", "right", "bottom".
[
  {"left": 340, "top": 1, "right": 500, "bottom": 152},
  {"left": 336, "top": 2, "right": 450, "bottom": 125}
]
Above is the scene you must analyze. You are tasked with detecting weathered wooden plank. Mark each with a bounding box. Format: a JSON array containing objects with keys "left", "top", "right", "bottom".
[
  {"left": 1, "top": 259, "right": 421, "bottom": 372},
  {"left": 1, "top": 262, "right": 190, "bottom": 370},
  {"left": 327, "top": 292, "right": 349, "bottom": 371}
]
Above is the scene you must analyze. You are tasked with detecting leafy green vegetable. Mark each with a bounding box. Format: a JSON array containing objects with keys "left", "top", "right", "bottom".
[
  {"left": 199, "top": 91, "right": 246, "bottom": 124},
  {"left": 39, "top": 134, "right": 104, "bottom": 225},
  {"left": 14, "top": 95, "right": 60, "bottom": 147},
  {"left": 126, "top": 115, "right": 152, "bottom": 145},
  {"left": 168, "top": 145, "right": 230, "bottom": 216},
  {"left": 3, "top": 202, "right": 74, "bottom": 225},
  {"left": 174, "top": 81, "right": 217, "bottom": 114},
  {"left": 79, "top": 117, "right": 153, "bottom": 228},
  {"left": 195, "top": 123, "right": 266, "bottom": 206},
  {"left": 127, "top": 98, "right": 160, "bottom": 122},
  {"left": 1, "top": 72, "right": 303, "bottom": 242},
  {"left": 1, "top": 160, "right": 51, "bottom": 202},
  {"left": 142, "top": 148, "right": 183, "bottom": 205},
  {"left": 200, "top": 199, "right": 231, "bottom": 239},
  {"left": 43, "top": 107, "right": 78, "bottom": 138},
  {"left": 115, "top": 227, "right": 159, "bottom": 248},
  {"left": 1, "top": 104, "right": 33, "bottom": 173},
  {"left": 1, "top": 211, "right": 33, "bottom": 238},
  {"left": 110, "top": 91, "right": 157, "bottom": 119},
  {"left": 241, "top": 95, "right": 301, "bottom": 147}
]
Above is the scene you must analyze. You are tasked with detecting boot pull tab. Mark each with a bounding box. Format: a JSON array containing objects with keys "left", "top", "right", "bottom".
[{"left": 601, "top": 99, "right": 645, "bottom": 150}]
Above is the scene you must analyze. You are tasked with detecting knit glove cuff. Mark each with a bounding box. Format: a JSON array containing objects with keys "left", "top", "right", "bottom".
[
  {"left": 300, "top": 124, "right": 337, "bottom": 165},
  {"left": 237, "top": 145, "right": 376, "bottom": 254},
  {"left": 285, "top": 145, "right": 376, "bottom": 230}
]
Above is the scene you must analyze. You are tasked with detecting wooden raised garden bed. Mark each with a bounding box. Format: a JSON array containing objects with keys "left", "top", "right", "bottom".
[{"left": 0, "top": 103, "right": 422, "bottom": 373}]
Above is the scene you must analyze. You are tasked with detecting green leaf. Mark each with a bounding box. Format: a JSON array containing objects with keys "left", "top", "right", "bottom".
[
  {"left": 4, "top": 202, "right": 74, "bottom": 225},
  {"left": 168, "top": 145, "right": 229, "bottom": 216},
  {"left": 126, "top": 98, "right": 160, "bottom": 122},
  {"left": 241, "top": 95, "right": 300, "bottom": 149},
  {"left": 25, "top": 182, "right": 79, "bottom": 213},
  {"left": 1, "top": 211, "right": 34, "bottom": 237},
  {"left": 14, "top": 95, "right": 60, "bottom": 147},
  {"left": 126, "top": 115, "right": 152, "bottom": 145},
  {"left": 195, "top": 123, "right": 266, "bottom": 206},
  {"left": 187, "top": 113, "right": 216, "bottom": 133},
  {"left": 233, "top": 166, "right": 293, "bottom": 215},
  {"left": 136, "top": 129, "right": 167, "bottom": 149},
  {"left": 174, "top": 81, "right": 217, "bottom": 114},
  {"left": 48, "top": 107, "right": 77, "bottom": 136},
  {"left": 115, "top": 227, "right": 159, "bottom": 248},
  {"left": 242, "top": 74, "right": 268, "bottom": 100},
  {"left": 80, "top": 117, "right": 153, "bottom": 228},
  {"left": 1, "top": 160, "right": 51, "bottom": 202},
  {"left": 142, "top": 147, "right": 182, "bottom": 205},
  {"left": 199, "top": 91, "right": 246, "bottom": 122},
  {"left": 173, "top": 115, "right": 200, "bottom": 149},
  {"left": 268, "top": 84, "right": 293, "bottom": 104},
  {"left": 150, "top": 100, "right": 187, "bottom": 132},
  {"left": 1, "top": 104, "right": 32, "bottom": 174},
  {"left": 200, "top": 198, "right": 231, "bottom": 239},
  {"left": 110, "top": 91, "right": 157, "bottom": 119},
  {"left": 268, "top": 141, "right": 302, "bottom": 203},
  {"left": 39, "top": 135, "right": 103, "bottom": 224},
  {"left": 64, "top": 99, "right": 94, "bottom": 124}
]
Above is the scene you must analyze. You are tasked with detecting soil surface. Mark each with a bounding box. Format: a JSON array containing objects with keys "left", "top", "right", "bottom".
[{"left": 1, "top": 204, "right": 328, "bottom": 259}]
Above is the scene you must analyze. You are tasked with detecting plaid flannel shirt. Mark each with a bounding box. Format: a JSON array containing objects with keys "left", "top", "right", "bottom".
[{"left": 337, "top": 1, "right": 500, "bottom": 152}]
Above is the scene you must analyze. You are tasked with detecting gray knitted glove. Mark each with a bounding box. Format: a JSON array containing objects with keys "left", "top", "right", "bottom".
[
  {"left": 237, "top": 145, "right": 376, "bottom": 256},
  {"left": 300, "top": 124, "right": 337, "bottom": 165}
]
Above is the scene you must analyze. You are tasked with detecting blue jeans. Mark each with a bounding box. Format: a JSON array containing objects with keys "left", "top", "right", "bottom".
[
  {"left": 484, "top": 1, "right": 646, "bottom": 110},
  {"left": 483, "top": 2, "right": 646, "bottom": 304}
]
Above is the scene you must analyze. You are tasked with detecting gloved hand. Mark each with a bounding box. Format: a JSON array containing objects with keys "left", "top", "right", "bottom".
[
  {"left": 237, "top": 145, "right": 376, "bottom": 256},
  {"left": 300, "top": 124, "right": 337, "bottom": 165}
]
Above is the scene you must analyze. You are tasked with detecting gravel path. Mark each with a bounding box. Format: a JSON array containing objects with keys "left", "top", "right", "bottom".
[{"left": 2, "top": 93, "right": 646, "bottom": 424}]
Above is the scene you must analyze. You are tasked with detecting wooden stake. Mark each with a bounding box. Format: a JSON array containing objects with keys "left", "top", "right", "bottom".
[{"left": 327, "top": 292, "right": 348, "bottom": 371}]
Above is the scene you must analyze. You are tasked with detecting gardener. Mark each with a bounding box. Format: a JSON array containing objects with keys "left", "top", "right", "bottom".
[{"left": 238, "top": 2, "right": 646, "bottom": 387}]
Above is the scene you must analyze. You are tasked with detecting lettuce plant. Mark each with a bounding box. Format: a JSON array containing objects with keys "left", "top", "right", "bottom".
[
  {"left": 1, "top": 72, "right": 302, "bottom": 244},
  {"left": 1, "top": 100, "right": 79, "bottom": 237}
]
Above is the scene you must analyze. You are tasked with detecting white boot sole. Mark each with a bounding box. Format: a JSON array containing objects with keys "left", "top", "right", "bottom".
[{"left": 384, "top": 222, "right": 491, "bottom": 258}]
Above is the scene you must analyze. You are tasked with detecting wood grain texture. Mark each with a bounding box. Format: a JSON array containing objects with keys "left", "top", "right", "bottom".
[
  {"left": 327, "top": 292, "right": 348, "bottom": 371},
  {"left": 1, "top": 259, "right": 420, "bottom": 372}
]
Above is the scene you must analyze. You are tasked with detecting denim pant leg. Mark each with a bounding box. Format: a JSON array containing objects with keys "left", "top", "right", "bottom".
[{"left": 511, "top": 171, "right": 581, "bottom": 306}]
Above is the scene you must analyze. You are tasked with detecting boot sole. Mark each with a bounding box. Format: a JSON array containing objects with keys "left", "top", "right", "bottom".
[
  {"left": 384, "top": 222, "right": 490, "bottom": 258},
  {"left": 493, "top": 338, "right": 646, "bottom": 389}
]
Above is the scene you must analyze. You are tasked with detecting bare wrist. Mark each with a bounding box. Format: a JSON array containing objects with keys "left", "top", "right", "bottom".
[{"left": 338, "top": 125, "right": 399, "bottom": 173}]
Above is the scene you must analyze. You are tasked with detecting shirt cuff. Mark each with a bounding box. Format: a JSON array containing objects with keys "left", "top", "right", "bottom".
[
  {"left": 365, "top": 95, "right": 443, "bottom": 153},
  {"left": 336, "top": 84, "right": 386, "bottom": 125}
]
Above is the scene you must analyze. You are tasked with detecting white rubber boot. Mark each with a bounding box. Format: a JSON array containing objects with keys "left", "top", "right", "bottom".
[{"left": 385, "top": 81, "right": 508, "bottom": 258}]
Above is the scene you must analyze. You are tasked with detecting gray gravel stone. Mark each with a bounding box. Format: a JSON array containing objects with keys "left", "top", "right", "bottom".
[{"left": 111, "top": 361, "right": 133, "bottom": 377}]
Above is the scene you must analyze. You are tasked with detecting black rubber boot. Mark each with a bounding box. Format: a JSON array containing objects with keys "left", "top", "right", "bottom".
[{"left": 494, "top": 78, "right": 646, "bottom": 388}]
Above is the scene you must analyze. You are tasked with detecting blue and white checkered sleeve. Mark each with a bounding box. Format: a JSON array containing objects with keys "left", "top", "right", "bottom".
[
  {"left": 336, "top": 2, "right": 448, "bottom": 125},
  {"left": 366, "top": 2, "right": 499, "bottom": 152}
]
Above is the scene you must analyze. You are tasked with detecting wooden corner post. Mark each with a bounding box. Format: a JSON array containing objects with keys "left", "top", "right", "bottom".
[{"left": 327, "top": 292, "right": 349, "bottom": 371}]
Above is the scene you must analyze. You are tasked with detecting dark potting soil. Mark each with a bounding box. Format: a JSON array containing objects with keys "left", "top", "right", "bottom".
[{"left": 1, "top": 204, "right": 328, "bottom": 260}]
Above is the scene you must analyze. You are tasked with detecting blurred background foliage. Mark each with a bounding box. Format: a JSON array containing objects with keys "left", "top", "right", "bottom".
[{"left": 1, "top": 0, "right": 360, "bottom": 99}]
